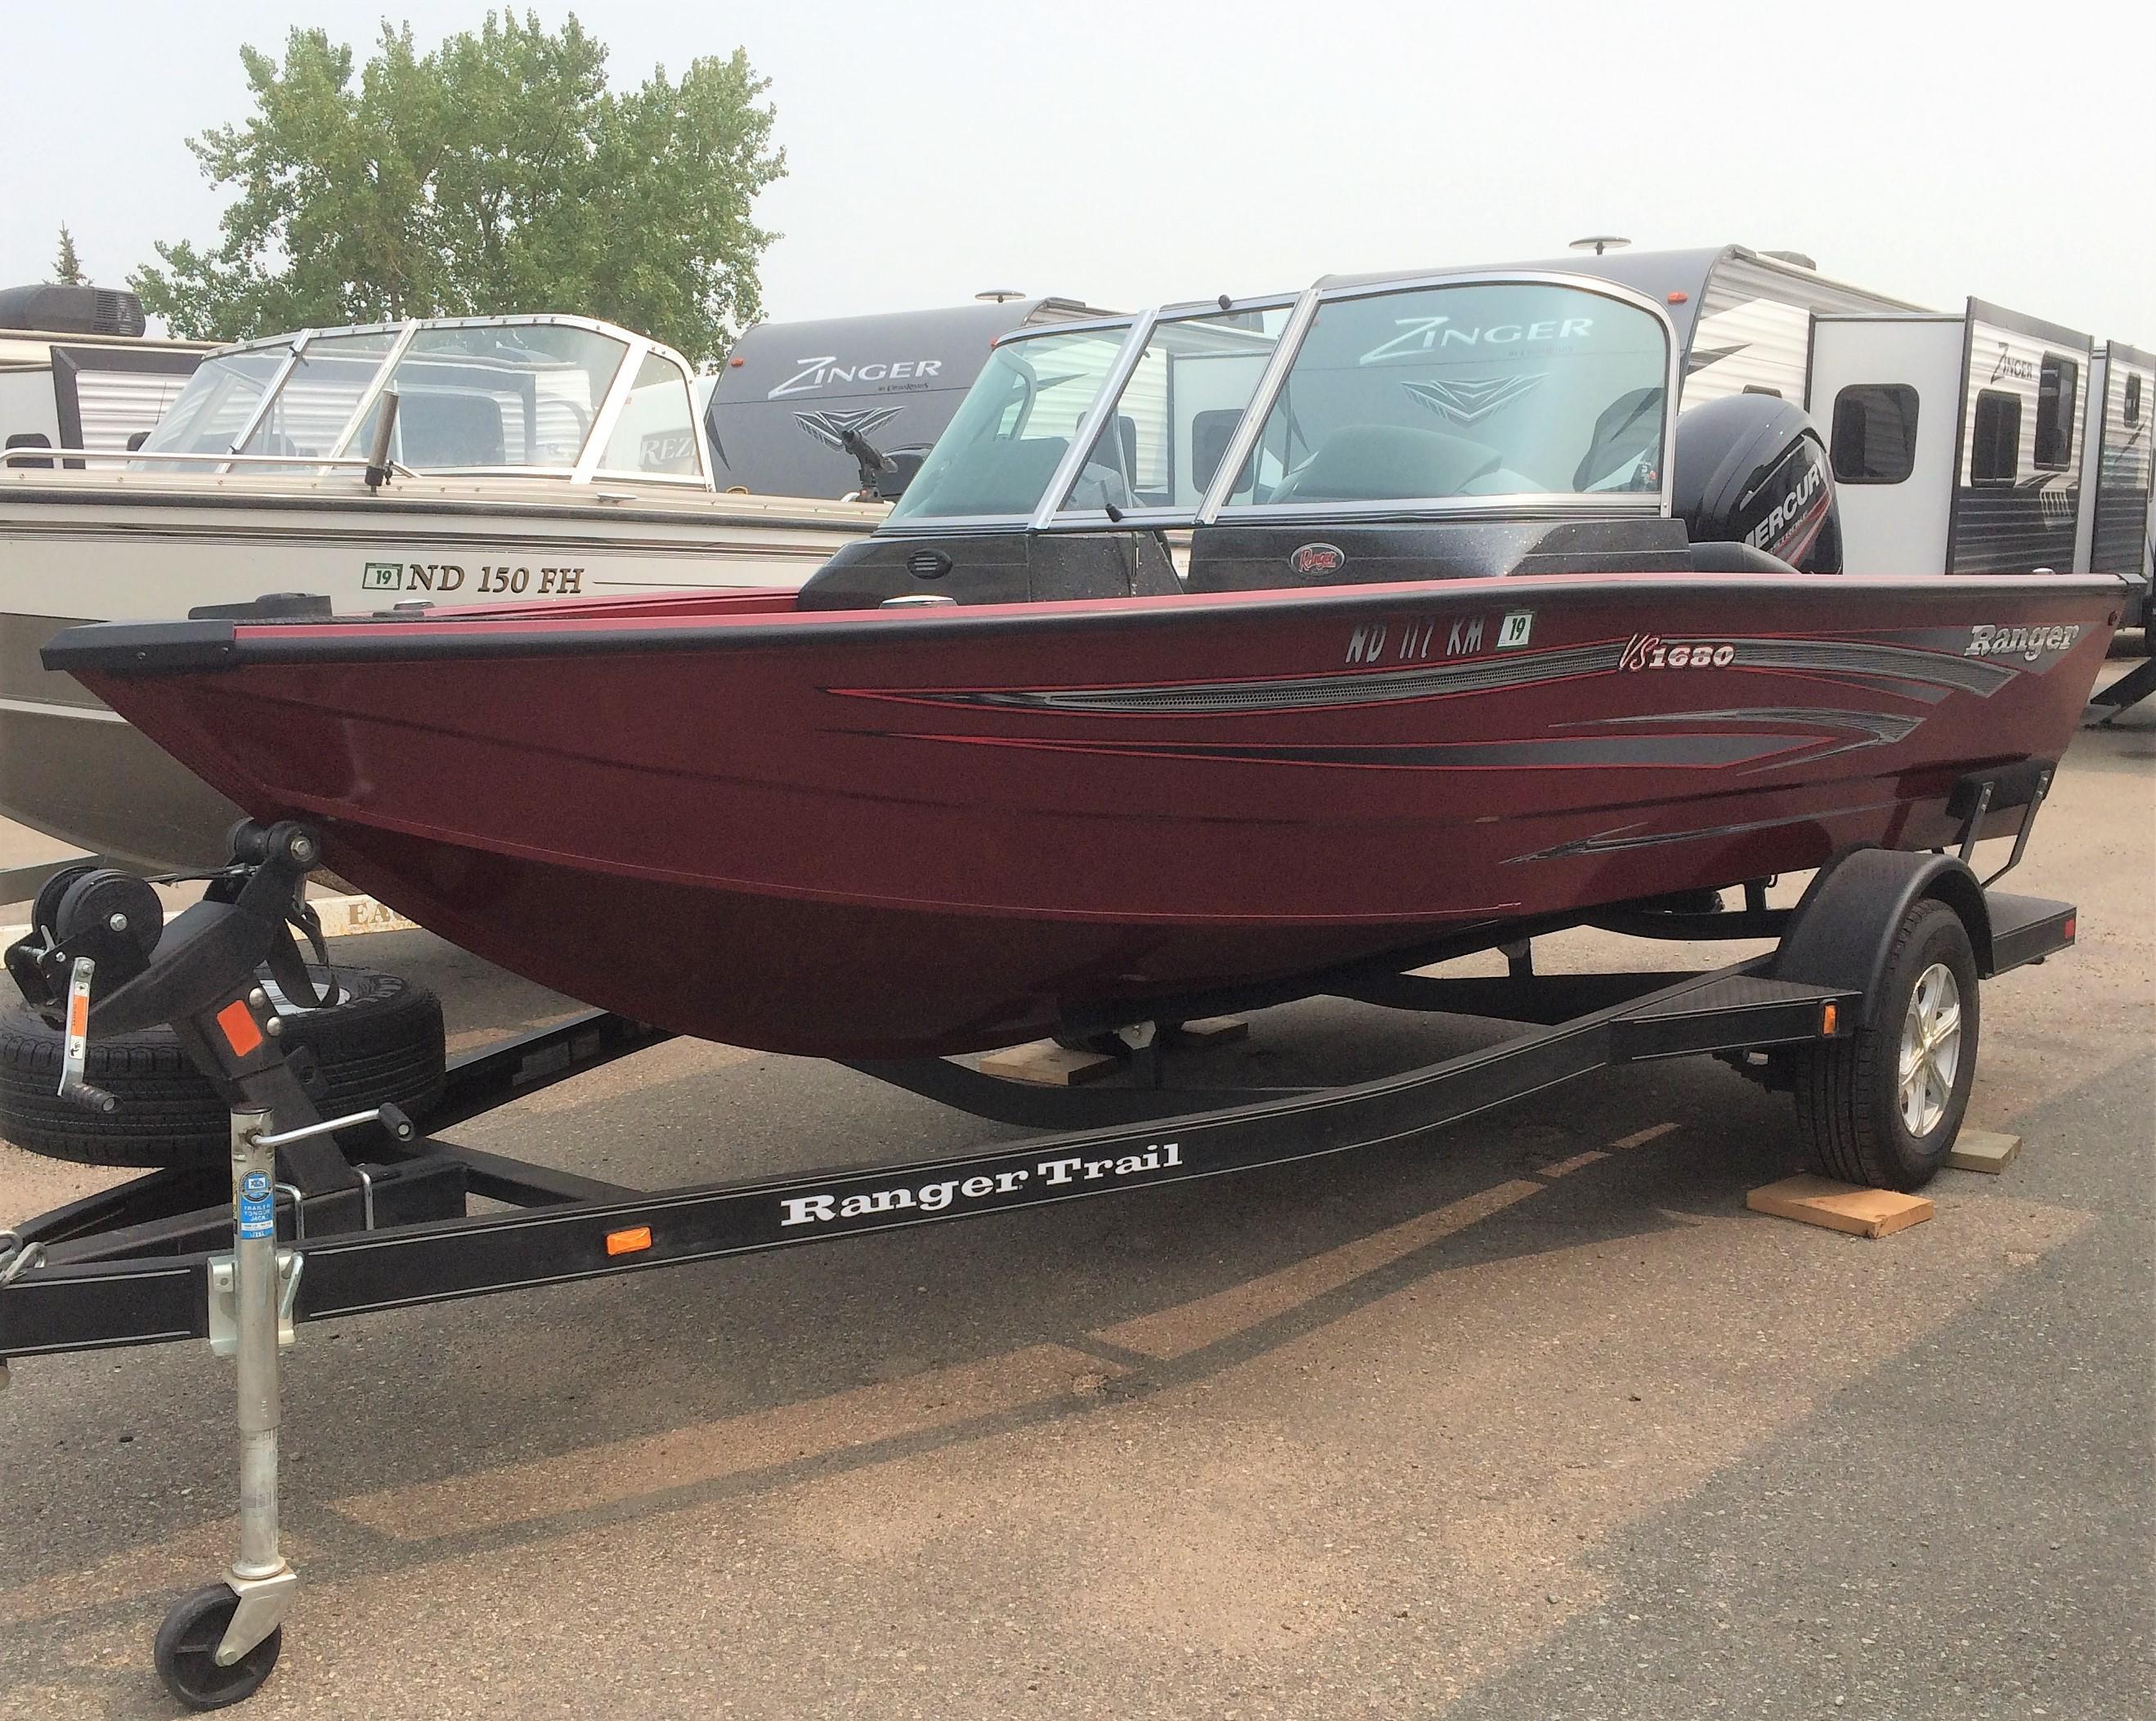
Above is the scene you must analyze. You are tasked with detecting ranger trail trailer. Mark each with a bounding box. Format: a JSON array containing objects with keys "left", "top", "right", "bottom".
[
  {"left": 706, "top": 294, "right": 1115, "bottom": 498},
  {"left": 0, "top": 285, "right": 213, "bottom": 458}
]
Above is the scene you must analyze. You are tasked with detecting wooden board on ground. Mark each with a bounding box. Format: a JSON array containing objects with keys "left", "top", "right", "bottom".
[
  {"left": 976, "top": 1040, "right": 1122, "bottom": 1087},
  {"left": 1746, "top": 1173, "right": 1934, "bottom": 1239},
  {"left": 1164, "top": 1015, "right": 1248, "bottom": 1047},
  {"left": 1946, "top": 1128, "right": 2022, "bottom": 1173}
]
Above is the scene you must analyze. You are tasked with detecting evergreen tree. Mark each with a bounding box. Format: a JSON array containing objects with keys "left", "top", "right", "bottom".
[{"left": 52, "top": 224, "right": 86, "bottom": 285}]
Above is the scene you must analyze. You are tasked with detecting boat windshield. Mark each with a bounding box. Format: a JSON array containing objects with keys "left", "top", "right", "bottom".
[
  {"left": 1222, "top": 280, "right": 1669, "bottom": 509},
  {"left": 137, "top": 344, "right": 294, "bottom": 456},
  {"left": 343, "top": 324, "right": 630, "bottom": 469},
  {"left": 133, "top": 318, "right": 707, "bottom": 479},
  {"left": 886, "top": 325, "right": 1132, "bottom": 521}
]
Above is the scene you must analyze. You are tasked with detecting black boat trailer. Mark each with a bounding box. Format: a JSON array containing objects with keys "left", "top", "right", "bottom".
[{"left": 0, "top": 796, "right": 2078, "bottom": 1708}]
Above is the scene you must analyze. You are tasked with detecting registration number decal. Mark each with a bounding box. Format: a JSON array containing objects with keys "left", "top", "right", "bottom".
[
  {"left": 359, "top": 561, "right": 585, "bottom": 596},
  {"left": 1345, "top": 610, "right": 1534, "bottom": 666}
]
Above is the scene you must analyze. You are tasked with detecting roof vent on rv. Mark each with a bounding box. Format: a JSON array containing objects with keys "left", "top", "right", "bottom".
[
  {"left": 1761, "top": 250, "right": 1818, "bottom": 270},
  {"left": 0, "top": 283, "right": 148, "bottom": 338}
]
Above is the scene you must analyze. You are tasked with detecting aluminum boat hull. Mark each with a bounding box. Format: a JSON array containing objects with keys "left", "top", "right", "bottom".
[{"left": 52, "top": 572, "right": 2121, "bottom": 1056}]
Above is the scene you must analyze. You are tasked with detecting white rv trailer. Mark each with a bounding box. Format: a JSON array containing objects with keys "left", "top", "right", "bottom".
[
  {"left": 1535, "top": 248, "right": 2142, "bottom": 592},
  {"left": 2072, "top": 341, "right": 2154, "bottom": 626},
  {"left": 0, "top": 285, "right": 213, "bottom": 457}
]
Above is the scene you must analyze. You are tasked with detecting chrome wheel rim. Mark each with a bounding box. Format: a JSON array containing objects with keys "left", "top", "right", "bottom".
[{"left": 1898, "top": 962, "right": 1962, "bottom": 1137}]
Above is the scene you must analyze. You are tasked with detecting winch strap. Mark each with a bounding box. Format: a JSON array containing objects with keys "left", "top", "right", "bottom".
[{"left": 263, "top": 902, "right": 339, "bottom": 1012}]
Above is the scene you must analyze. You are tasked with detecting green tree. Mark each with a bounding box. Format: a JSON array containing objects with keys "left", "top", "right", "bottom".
[
  {"left": 130, "top": 11, "right": 784, "bottom": 364},
  {"left": 52, "top": 224, "right": 85, "bottom": 285}
]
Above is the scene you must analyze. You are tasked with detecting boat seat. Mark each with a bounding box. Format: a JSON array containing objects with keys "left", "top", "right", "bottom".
[{"left": 399, "top": 392, "right": 506, "bottom": 467}]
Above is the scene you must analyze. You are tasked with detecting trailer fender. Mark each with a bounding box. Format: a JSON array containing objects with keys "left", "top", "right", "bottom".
[{"left": 1773, "top": 849, "right": 1994, "bottom": 1023}]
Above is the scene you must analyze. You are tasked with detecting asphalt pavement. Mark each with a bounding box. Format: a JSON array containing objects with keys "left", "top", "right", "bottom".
[{"left": 1, "top": 701, "right": 2149, "bottom": 1718}]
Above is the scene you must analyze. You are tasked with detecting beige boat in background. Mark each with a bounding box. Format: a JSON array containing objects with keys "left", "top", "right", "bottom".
[{"left": 1, "top": 312, "right": 881, "bottom": 879}]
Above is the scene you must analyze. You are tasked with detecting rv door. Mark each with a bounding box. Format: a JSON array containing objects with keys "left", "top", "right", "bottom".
[{"left": 1805, "top": 316, "right": 1962, "bottom": 575}]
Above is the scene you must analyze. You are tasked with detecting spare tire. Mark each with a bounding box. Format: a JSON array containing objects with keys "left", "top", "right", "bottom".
[{"left": 0, "top": 965, "right": 445, "bottom": 1168}]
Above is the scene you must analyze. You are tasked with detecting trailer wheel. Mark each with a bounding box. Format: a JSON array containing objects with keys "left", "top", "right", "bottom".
[
  {"left": 153, "top": 1583, "right": 281, "bottom": 1709},
  {"left": 1791, "top": 899, "right": 1979, "bottom": 1191},
  {"left": 0, "top": 966, "right": 443, "bottom": 1168}
]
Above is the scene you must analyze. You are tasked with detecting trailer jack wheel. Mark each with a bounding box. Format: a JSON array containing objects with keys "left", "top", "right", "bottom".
[{"left": 153, "top": 1584, "right": 283, "bottom": 1710}]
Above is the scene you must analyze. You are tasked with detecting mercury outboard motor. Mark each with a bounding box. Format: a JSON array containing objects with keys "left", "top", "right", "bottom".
[{"left": 1672, "top": 394, "right": 1842, "bottom": 572}]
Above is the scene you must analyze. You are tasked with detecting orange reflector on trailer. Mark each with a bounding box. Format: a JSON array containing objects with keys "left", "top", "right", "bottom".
[
  {"left": 605, "top": 1226, "right": 652, "bottom": 1256},
  {"left": 1820, "top": 1002, "right": 1839, "bottom": 1036},
  {"left": 67, "top": 988, "right": 89, "bottom": 1038},
  {"left": 217, "top": 1000, "right": 264, "bottom": 1057}
]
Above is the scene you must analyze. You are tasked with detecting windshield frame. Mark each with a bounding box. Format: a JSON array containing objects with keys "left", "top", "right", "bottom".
[
  {"left": 1195, "top": 271, "right": 1679, "bottom": 526},
  {"left": 1036, "top": 294, "right": 1303, "bottom": 533},
  {"left": 873, "top": 298, "right": 1305, "bottom": 536}
]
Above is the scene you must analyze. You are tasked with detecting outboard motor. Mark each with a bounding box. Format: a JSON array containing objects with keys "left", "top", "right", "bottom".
[{"left": 1672, "top": 394, "right": 1842, "bottom": 573}]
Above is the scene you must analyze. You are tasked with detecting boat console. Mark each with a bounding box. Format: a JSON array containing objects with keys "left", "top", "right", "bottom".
[{"left": 800, "top": 268, "right": 1840, "bottom": 611}]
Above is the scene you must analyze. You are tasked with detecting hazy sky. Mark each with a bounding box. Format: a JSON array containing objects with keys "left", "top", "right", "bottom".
[{"left": 4, "top": 0, "right": 2151, "bottom": 343}]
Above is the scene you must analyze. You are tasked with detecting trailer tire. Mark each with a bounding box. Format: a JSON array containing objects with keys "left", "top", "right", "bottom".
[
  {"left": 0, "top": 966, "right": 444, "bottom": 1168},
  {"left": 1791, "top": 899, "right": 1979, "bottom": 1191}
]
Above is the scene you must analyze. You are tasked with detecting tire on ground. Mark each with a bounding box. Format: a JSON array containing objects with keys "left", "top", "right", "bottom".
[
  {"left": 0, "top": 966, "right": 444, "bottom": 1168},
  {"left": 1790, "top": 898, "right": 1979, "bottom": 1192}
]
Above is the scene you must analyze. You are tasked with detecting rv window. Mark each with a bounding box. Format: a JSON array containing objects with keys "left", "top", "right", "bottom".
[
  {"left": 1831, "top": 384, "right": 1919, "bottom": 484},
  {"left": 2033, "top": 355, "right": 2076, "bottom": 469},
  {"left": 1970, "top": 390, "right": 2020, "bottom": 485},
  {"left": 2126, "top": 374, "right": 2143, "bottom": 428}
]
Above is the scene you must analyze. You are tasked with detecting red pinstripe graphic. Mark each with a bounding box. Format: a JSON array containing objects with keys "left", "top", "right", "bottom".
[{"left": 876, "top": 730, "right": 1837, "bottom": 773}]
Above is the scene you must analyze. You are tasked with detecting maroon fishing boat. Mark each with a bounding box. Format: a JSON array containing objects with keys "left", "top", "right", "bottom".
[{"left": 43, "top": 270, "right": 2124, "bottom": 1057}]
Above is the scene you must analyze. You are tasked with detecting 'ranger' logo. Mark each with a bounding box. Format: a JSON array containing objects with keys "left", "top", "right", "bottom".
[
  {"left": 779, "top": 1143, "right": 1184, "bottom": 1227},
  {"left": 1965, "top": 622, "right": 2082, "bottom": 661}
]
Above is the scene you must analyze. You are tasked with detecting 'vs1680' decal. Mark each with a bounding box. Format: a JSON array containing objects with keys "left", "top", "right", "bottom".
[{"left": 1620, "top": 635, "right": 1737, "bottom": 670}]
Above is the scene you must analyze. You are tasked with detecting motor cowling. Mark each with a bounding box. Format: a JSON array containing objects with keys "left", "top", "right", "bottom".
[{"left": 1672, "top": 394, "right": 1842, "bottom": 573}]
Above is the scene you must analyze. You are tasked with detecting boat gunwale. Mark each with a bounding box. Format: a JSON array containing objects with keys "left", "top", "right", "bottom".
[{"left": 46, "top": 571, "right": 2130, "bottom": 676}]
